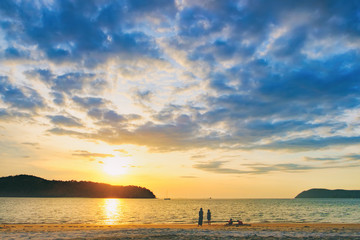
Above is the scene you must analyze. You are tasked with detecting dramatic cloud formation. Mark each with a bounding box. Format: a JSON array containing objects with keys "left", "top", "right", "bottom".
[{"left": 1, "top": 0, "right": 360, "bottom": 181}]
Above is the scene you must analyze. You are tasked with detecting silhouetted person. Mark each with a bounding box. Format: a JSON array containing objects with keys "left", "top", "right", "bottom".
[
  {"left": 198, "top": 208, "right": 203, "bottom": 226},
  {"left": 235, "top": 220, "right": 243, "bottom": 226},
  {"left": 225, "top": 218, "right": 233, "bottom": 226},
  {"left": 207, "top": 209, "right": 211, "bottom": 225}
]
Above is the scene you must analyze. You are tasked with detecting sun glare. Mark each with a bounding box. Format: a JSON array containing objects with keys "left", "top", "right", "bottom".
[
  {"left": 103, "top": 158, "right": 129, "bottom": 176},
  {"left": 102, "top": 199, "right": 122, "bottom": 224}
]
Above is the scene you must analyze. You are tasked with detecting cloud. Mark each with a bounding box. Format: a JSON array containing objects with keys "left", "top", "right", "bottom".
[
  {"left": 51, "top": 73, "right": 91, "bottom": 93},
  {"left": 26, "top": 69, "right": 110, "bottom": 106},
  {"left": 48, "top": 113, "right": 205, "bottom": 151},
  {"left": 135, "top": 89, "right": 153, "bottom": 102},
  {"left": 72, "top": 96, "right": 107, "bottom": 108},
  {"left": 25, "top": 69, "right": 53, "bottom": 84},
  {"left": 47, "top": 127, "right": 84, "bottom": 137},
  {"left": 114, "top": 149, "right": 128, "bottom": 154},
  {"left": 0, "top": 0, "right": 168, "bottom": 67},
  {"left": 208, "top": 73, "right": 235, "bottom": 92},
  {"left": 193, "top": 161, "right": 251, "bottom": 174},
  {"left": 89, "top": 79, "right": 108, "bottom": 93},
  {"left": 270, "top": 26, "right": 307, "bottom": 58},
  {"left": 152, "top": 104, "right": 182, "bottom": 122},
  {"left": 4, "top": 47, "right": 29, "bottom": 60},
  {"left": 345, "top": 154, "right": 360, "bottom": 161},
  {"left": 103, "top": 110, "right": 127, "bottom": 123},
  {"left": 305, "top": 153, "right": 360, "bottom": 162},
  {"left": 51, "top": 92, "right": 65, "bottom": 105},
  {"left": 251, "top": 136, "right": 360, "bottom": 152},
  {"left": 0, "top": 108, "right": 32, "bottom": 121},
  {"left": 193, "top": 160, "right": 360, "bottom": 175},
  {"left": 72, "top": 150, "right": 114, "bottom": 160},
  {"left": 304, "top": 156, "right": 341, "bottom": 161},
  {"left": 87, "top": 108, "right": 135, "bottom": 126},
  {"left": 21, "top": 142, "right": 39, "bottom": 146},
  {"left": 0, "top": 108, "right": 10, "bottom": 119},
  {"left": 0, "top": 76, "right": 45, "bottom": 110},
  {"left": 3, "top": 0, "right": 360, "bottom": 157},
  {"left": 26, "top": 69, "right": 98, "bottom": 95},
  {"left": 132, "top": 88, "right": 155, "bottom": 110},
  {"left": 47, "top": 114, "right": 82, "bottom": 127},
  {"left": 171, "top": 0, "right": 360, "bottom": 154},
  {"left": 46, "top": 110, "right": 360, "bottom": 152}
]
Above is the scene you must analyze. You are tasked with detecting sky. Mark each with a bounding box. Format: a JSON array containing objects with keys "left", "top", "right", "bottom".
[{"left": 1, "top": 0, "right": 360, "bottom": 198}]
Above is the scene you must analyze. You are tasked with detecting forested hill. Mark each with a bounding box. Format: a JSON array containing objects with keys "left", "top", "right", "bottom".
[
  {"left": 0, "top": 175, "right": 156, "bottom": 198},
  {"left": 295, "top": 188, "right": 360, "bottom": 198}
]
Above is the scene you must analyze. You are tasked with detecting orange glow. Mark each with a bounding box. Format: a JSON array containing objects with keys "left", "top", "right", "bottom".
[{"left": 102, "top": 157, "right": 130, "bottom": 176}]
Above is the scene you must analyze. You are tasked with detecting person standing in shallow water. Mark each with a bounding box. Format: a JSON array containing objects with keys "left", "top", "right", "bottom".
[
  {"left": 207, "top": 209, "right": 211, "bottom": 225},
  {"left": 198, "top": 208, "right": 203, "bottom": 226}
]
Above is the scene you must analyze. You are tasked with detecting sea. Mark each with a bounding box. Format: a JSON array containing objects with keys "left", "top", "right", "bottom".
[{"left": 0, "top": 198, "right": 359, "bottom": 224}]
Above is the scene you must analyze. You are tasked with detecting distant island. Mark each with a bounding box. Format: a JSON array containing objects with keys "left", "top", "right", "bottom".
[
  {"left": 295, "top": 188, "right": 360, "bottom": 198},
  {"left": 0, "top": 175, "right": 156, "bottom": 198}
]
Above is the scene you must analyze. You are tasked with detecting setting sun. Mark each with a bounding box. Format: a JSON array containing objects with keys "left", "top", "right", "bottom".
[{"left": 102, "top": 158, "right": 129, "bottom": 176}]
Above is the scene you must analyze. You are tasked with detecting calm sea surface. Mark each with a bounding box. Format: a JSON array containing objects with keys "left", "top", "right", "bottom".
[{"left": 0, "top": 198, "right": 359, "bottom": 224}]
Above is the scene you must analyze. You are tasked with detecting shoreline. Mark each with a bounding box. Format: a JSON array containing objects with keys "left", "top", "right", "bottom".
[
  {"left": 2, "top": 222, "right": 360, "bottom": 229},
  {"left": 2, "top": 223, "right": 360, "bottom": 239},
  {"left": 2, "top": 223, "right": 360, "bottom": 232}
]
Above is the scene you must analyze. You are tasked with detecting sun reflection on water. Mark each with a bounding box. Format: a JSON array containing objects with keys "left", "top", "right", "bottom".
[{"left": 103, "top": 199, "right": 122, "bottom": 224}]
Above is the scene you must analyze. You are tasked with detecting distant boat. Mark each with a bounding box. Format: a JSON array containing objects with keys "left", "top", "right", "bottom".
[{"left": 164, "top": 190, "right": 170, "bottom": 200}]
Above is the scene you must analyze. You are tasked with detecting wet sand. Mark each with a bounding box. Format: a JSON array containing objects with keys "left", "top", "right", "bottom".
[{"left": 1, "top": 223, "right": 360, "bottom": 239}]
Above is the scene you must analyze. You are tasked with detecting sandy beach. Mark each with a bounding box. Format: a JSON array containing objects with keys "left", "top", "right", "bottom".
[{"left": 1, "top": 223, "right": 360, "bottom": 239}]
